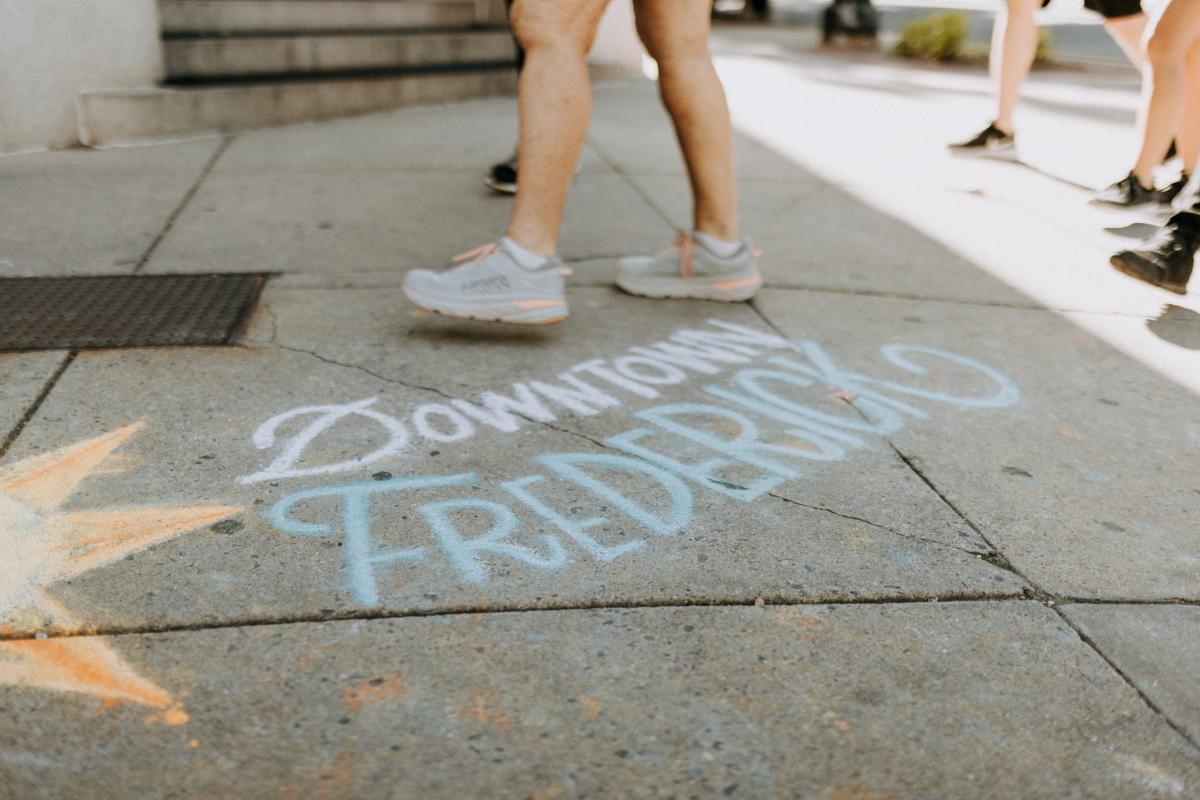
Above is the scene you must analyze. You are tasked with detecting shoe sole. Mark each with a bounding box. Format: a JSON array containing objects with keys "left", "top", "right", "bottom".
[
  {"left": 614, "top": 268, "right": 763, "bottom": 302},
  {"left": 484, "top": 176, "right": 517, "bottom": 195},
  {"left": 1109, "top": 253, "right": 1187, "bottom": 295},
  {"left": 947, "top": 146, "right": 1017, "bottom": 162},
  {"left": 1090, "top": 197, "right": 1163, "bottom": 208},
  {"left": 403, "top": 285, "right": 568, "bottom": 325}
]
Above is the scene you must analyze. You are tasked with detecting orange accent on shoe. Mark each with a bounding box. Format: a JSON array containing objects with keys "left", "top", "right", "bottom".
[
  {"left": 675, "top": 231, "right": 695, "bottom": 278},
  {"left": 655, "top": 231, "right": 696, "bottom": 278},
  {"left": 452, "top": 242, "right": 499, "bottom": 267},
  {"left": 713, "top": 276, "right": 761, "bottom": 291},
  {"left": 532, "top": 315, "right": 567, "bottom": 326},
  {"left": 514, "top": 299, "right": 567, "bottom": 310}
]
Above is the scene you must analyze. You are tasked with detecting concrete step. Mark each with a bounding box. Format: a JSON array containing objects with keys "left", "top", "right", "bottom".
[
  {"left": 78, "top": 67, "right": 517, "bottom": 146},
  {"left": 164, "top": 30, "right": 517, "bottom": 80},
  {"left": 159, "top": 0, "right": 508, "bottom": 35}
]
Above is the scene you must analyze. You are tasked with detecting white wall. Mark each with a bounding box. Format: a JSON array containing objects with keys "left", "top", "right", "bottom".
[{"left": 0, "top": 0, "right": 163, "bottom": 153}]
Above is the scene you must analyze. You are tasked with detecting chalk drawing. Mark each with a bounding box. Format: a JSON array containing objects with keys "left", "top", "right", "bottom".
[
  {"left": 241, "top": 397, "right": 410, "bottom": 484},
  {"left": 0, "top": 422, "right": 239, "bottom": 719},
  {"left": 239, "top": 320, "right": 792, "bottom": 484},
  {"left": 262, "top": 334, "right": 1020, "bottom": 601}
]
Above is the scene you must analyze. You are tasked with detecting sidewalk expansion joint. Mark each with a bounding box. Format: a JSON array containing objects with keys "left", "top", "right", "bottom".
[
  {"left": 878, "top": 433, "right": 1200, "bottom": 754},
  {"left": 584, "top": 137, "right": 680, "bottom": 230},
  {"left": 0, "top": 350, "right": 77, "bottom": 464},
  {"left": 0, "top": 593, "right": 1034, "bottom": 644},
  {"left": 755, "top": 283, "right": 1176, "bottom": 321},
  {"left": 133, "top": 135, "right": 233, "bottom": 275},
  {"left": 1055, "top": 606, "right": 1200, "bottom": 755}
]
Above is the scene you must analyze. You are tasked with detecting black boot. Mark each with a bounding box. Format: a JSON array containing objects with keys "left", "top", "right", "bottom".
[{"left": 1110, "top": 211, "right": 1200, "bottom": 295}]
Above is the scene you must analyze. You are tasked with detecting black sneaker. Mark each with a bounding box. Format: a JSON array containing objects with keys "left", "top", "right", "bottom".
[
  {"left": 1092, "top": 171, "right": 1162, "bottom": 207},
  {"left": 1163, "top": 172, "right": 1196, "bottom": 210},
  {"left": 1110, "top": 215, "right": 1198, "bottom": 295},
  {"left": 485, "top": 152, "right": 518, "bottom": 194},
  {"left": 949, "top": 123, "right": 1016, "bottom": 158}
]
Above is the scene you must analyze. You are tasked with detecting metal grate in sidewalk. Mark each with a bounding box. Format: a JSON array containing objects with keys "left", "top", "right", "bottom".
[{"left": 0, "top": 274, "right": 268, "bottom": 352}]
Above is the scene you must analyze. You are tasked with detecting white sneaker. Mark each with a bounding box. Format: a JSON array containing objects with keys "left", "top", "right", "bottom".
[
  {"left": 403, "top": 241, "right": 569, "bottom": 325},
  {"left": 615, "top": 232, "right": 762, "bottom": 301}
]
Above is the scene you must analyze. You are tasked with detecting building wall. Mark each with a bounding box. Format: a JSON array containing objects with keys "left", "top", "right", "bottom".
[{"left": 0, "top": 0, "right": 163, "bottom": 154}]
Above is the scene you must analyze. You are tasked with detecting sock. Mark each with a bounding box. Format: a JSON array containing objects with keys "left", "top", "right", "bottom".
[
  {"left": 502, "top": 237, "right": 552, "bottom": 270},
  {"left": 693, "top": 230, "right": 741, "bottom": 259}
]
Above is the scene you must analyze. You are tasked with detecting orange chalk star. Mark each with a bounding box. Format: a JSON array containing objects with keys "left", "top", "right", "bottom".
[{"left": 0, "top": 421, "right": 239, "bottom": 718}]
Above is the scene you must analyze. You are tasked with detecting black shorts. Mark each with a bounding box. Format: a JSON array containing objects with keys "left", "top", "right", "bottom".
[{"left": 1041, "top": 0, "right": 1142, "bottom": 20}]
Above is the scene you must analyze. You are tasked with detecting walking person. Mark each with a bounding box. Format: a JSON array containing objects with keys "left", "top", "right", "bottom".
[
  {"left": 484, "top": 0, "right": 583, "bottom": 194},
  {"left": 485, "top": 0, "right": 524, "bottom": 194},
  {"left": 404, "top": 0, "right": 761, "bottom": 325},
  {"left": 1095, "top": 0, "right": 1200, "bottom": 207},
  {"left": 1108, "top": 0, "right": 1200, "bottom": 294},
  {"left": 950, "top": 0, "right": 1148, "bottom": 159}
]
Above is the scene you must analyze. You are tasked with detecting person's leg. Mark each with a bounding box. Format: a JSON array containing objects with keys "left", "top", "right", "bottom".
[
  {"left": 614, "top": 0, "right": 760, "bottom": 302},
  {"left": 485, "top": 0, "right": 525, "bottom": 194},
  {"left": 1178, "top": 37, "right": 1200, "bottom": 177},
  {"left": 402, "top": 0, "right": 609, "bottom": 325},
  {"left": 633, "top": 0, "right": 737, "bottom": 240},
  {"left": 1132, "top": 0, "right": 1200, "bottom": 186},
  {"left": 1103, "top": 12, "right": 1147, "bottom": 69},
  {"left": 506, "top": 0, "right": 612, "bottom": 257},
  {"left": 992, "top": 0, "right": 1043, "bottom": 134}
]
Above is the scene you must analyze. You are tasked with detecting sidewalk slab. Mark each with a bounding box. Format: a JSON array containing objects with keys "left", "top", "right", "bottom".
[
  {"left": 755, "top": 288, "right": 1200, "bottom": 600},
  {"left": 145, "top": 171, "right": 668, "bottom": 274},
  {"left": 0, "top": 352, "right": 66, "bottom": 440},
  {"left": 212, "top": 99, "right": 610, "bottom": 176},
  {"left": 3, "top": 603, "right": 1197, "bottom": 799},
  {"left": 0, "top": 140, "right": 222, "bottom": 277},
  {"left": 1061, "top": 603, "right": 1200, "bottom": 745}
]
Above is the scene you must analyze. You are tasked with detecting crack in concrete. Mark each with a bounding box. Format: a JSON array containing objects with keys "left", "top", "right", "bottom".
[
  {"left": 0, "top": 351, "right": 77, "bottom": 464},
  {"left": 765, "top": 491, "right": 988, "bottom": 558},
  {"left": 133, "top": 135, "right": 234, "bottom": 275}
]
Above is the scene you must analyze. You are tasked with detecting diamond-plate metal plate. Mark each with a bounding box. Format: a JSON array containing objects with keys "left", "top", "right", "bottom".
[{"left": 0, "top": 274, "right": 267, "bottom": 351}]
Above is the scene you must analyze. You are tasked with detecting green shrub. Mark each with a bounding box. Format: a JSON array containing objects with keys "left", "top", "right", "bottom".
[
  {"left": 1036, "top": 28, "right": 1055, "bottom": 63},
  {"left": 893, "top": 11, "right": 969, "bottom": 62}
]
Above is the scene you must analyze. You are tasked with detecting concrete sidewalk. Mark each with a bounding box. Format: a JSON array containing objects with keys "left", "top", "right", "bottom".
[{"left": 1, "top": 29, "right": 1198, "bottom": 799}]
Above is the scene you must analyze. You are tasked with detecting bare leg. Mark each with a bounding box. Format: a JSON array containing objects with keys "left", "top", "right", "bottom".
[
  {"left": 634, "top": 0, "right": 738, "bottom": 240},
  {"left": 992, "top": 0, "right": 1042, "bottom": 134},
  {"left": 1133, "top": 0, "right": 1200, "bottom": 186},
  {"left": 1179, "top": 39, "right": 1200, "bottom": 176},
  {"left": 506, "top": 0, "right": 612, "bottom": 257},
  {"left": 1104, "top": 13, "right": 1147, "bottom": 69}
]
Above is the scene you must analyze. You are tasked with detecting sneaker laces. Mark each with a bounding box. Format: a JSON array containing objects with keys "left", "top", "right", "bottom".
[
  {"left": 659, "top": 231, "right": 696, "bottom": 278},
  {"left": 452, "top": 242, "right": 499, "bottom": 268},
  {"left": 451, "top": 241, "right": 573, "bottom": 276},
  {"left": 660, "top": 231, "right": 762, "bottom": 278}
]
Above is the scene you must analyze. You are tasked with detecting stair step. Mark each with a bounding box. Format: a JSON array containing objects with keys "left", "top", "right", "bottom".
[
  {"left": 164, "top": 30, "right": 516, "bottom": 80},
  {"left": 159, "top": 0, "right": 507, "bottom": 35},
  {"left": 79, "top": 67, "right": 517, "bottom": 146}
]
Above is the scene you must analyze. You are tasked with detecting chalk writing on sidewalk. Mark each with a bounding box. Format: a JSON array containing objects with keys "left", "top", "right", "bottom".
[{"left": 257, "top": 322, "right": 1020, "bottom": 604}]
